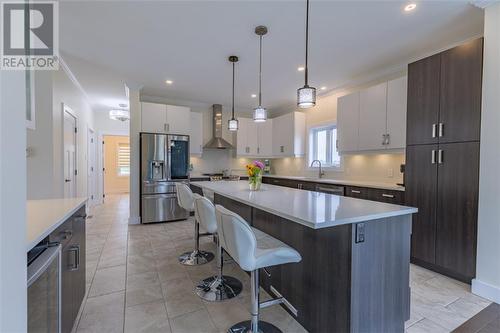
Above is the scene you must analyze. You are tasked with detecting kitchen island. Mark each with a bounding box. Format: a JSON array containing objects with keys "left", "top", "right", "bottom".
[{"left": 190, "top": 181, "right": 417, "bottom": 333}]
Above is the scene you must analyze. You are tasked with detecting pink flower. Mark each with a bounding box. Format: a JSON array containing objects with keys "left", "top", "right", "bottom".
[{"left": 253, "top": 160, "right": 265, "bottom": 170}]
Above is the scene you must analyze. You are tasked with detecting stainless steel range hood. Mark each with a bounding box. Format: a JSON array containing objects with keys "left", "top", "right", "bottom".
[{"left": 203, "top": 104, "right": 234, "bottom": 149}]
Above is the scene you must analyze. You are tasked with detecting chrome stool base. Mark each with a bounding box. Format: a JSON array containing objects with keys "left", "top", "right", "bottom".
[
  {"left": 195, "top": 275, "right": 243, "bottom": 301},
  {"left": 178, "top": 250, "right": 214, "bottom": 266},
  {"left": 228, "top": 320, "right": 282, "bottom": 333}
]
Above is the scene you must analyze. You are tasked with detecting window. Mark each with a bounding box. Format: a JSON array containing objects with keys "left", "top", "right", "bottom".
[
  {"left": 117, "top": 143, "right": 130, "bottom": 176},
  {"left": 309, "top": 125, "right": 341, "bottom": 168}
]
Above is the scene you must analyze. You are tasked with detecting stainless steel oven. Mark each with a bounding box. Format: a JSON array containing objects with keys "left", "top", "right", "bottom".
[{"left": 27, "top": 244, "right": 62, "bottom": 333}]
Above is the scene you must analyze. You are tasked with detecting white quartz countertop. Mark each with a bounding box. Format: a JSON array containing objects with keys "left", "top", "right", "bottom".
[
  {"left": 27, "top": 198, "right": 87, "bottom": 251},
  {"left": 190, "top": 181, "right": 416, "bottom": 229},
  {"left": 263, "top": 175, "right": 405, "bottom": 192}
]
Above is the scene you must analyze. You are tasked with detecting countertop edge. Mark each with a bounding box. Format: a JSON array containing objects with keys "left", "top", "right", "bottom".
[
  {"left": 26, "top": 198, "right": 87, "bottom": 251},
  {"left": 190, "top": 182, "right": 416, "bottom": 229},
  {"left": 262, "top": 175, "right": 405, "bottom": 192}
]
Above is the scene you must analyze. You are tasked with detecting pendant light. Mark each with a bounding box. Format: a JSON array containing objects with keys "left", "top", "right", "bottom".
[
  {"left": 297, "top": 0, "right": 316, "bottom": 108},
  {"left": 253, "top": 25, "right": 268, "bottom": 122},
  {"left": 228, "top": 56, "right": 239, "bottom": 131}
]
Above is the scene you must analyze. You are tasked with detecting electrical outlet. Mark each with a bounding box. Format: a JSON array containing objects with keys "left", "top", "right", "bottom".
[{"left": 387, "top": 168, "right": 394, "bottom": 178}]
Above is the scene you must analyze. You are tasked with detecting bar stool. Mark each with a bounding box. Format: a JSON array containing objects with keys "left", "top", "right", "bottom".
[
  {"left": 175, "top": 183, "right": 214, "bottom": 266},
  {"left": 215, "top": 205, "right": 302, "bottom": 333},
  {"left": 193, "top": 194, "right": 243, "bottom": 301}
]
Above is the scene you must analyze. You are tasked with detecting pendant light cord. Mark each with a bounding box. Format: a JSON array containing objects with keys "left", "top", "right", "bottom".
[
  {"left": 305, "top": 0, "right": 310, "bottom": 86},
  {"left": 258, "top": 35, "right": 263, "bottom": 106},
  {"left": 232, "top": 61, "right": 235, "bottom": 118}
]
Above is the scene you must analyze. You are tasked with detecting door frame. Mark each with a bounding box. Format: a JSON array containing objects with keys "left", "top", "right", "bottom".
[
  {"left": 63, "top": 104, "right": 78, "bottom": 198},
  {"left": 87, "top": 127, "right": 97, "bottom": 207},
  {"left": 98, "top": 130, "right": 129, "bottom": 204}
]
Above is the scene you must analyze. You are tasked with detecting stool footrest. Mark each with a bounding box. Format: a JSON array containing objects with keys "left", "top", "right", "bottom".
[
  {"left": 260, "top": 297, "right": 284, "bottom": 309},
  {"left": 269, "top": 286, "right": 298, "bottom": 317}
]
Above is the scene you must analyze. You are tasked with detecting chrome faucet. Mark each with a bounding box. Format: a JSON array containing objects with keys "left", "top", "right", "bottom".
[{"left": 310, "top": 160, "right": 325, "bottom": 178}]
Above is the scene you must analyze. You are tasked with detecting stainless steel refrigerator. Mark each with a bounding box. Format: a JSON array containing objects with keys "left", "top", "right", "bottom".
[{"left": 140, "top": 133, "right": 190, "bottom": 223}]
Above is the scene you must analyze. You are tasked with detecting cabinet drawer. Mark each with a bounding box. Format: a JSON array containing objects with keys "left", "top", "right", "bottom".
[
  {"left": 346, "top": 186, "right": 370, "bottom": 200},
  {"left": 368, "top": 189, "right": 405, "bottom": 205}
]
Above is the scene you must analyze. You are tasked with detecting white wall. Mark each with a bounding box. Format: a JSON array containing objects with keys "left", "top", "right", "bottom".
[
  {"left": 128, "top": 84, "right": 142, "bottom": 224},
  {"left": 26, "top": 60, "right": 95, "bottom": 200},
  {"left": 472, "top": 3, "right": 500, "bottom": 304},
  {"left": 0, "top": 70, "right": 27, "bottom": 332}
]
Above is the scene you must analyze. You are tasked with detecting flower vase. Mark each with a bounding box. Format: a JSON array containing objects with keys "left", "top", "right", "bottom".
[{"left": 249, "top": 175, "right": 262, "bottom": 191}]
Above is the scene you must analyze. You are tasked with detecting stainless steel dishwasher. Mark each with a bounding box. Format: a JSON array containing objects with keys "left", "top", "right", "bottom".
[
  {"left": 27, "top": 244, "right": 62, "bottom": 333},
  {"left": 315, "top": 183, "right": 345, "bottom": 196}
]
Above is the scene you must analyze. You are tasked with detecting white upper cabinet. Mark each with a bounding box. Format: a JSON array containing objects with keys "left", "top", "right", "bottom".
[
  {"left": 272, "top": 112, "right": 306, "bottom": 157},
  {"left": 189, "top": 112, "right": 203, "bottom": 156},
  {"left": 166, "top": 105, "right": 190, "bottom": 135},
  {"left": 236, "top": 118, "right": 250, "bottom": 156},
  {"left": 336, "top": 76, "right": 407, "bottom": 153},
  {"left": 141, "top": 102, "right": 167, "bottom": 133},
  {"left": 257, "top": 120, "right": 273, "bottom": 157},
  {"left": 141, "top": 102, "right": 191, "bottom": 135},
  {"left": 337, "top": 92, "right": 360, "bottom": 153},
  {"left": 358, "top": 82, "right": 388, "bottom": 151},
  {"left": 386, "top": 76, "right": 407, "bottom": 149}
]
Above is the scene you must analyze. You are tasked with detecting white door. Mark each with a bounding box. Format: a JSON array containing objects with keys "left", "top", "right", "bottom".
[
  {"left": 63, "top": 108, "right": 77, "bottom": 198},
  {"left": 141, "top": 102, "right": 167, "bottom": 133},
  {"left": 189, "top": 112, "right": 203, "bottom": 155},
  {"left": 358, "top": 82, "right": 387, "bottom": 151},
  {"left": 87, "top": 128, "right": 97, "bottom": 206},
  {"left": 166, "top": 105, "right": 191, "bottom": 135},
  {"left": 337, "top": 92, "right": 360, "bottom": 153},
  {"left": 386, "top": 76, "right": 407, "bottom": 150},
  {"left": 258, "top": 119, "right": 273, "bottom": 156}
]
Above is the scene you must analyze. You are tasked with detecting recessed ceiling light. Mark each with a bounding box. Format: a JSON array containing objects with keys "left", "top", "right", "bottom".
[
  {"left": 404, "top": 3, "right": 416, "bottom": 12},
  {"left": 165, "top": 80, "right": 173, "bottom": 85},
  {"left": 297, "top": 66, "right": 305, "bottom": 71},
  {"left": 251, "top": 94, "right": 257, "bottom": 98},
  {"left": 321, "top": 86, "right": 327, "bottom": 91}
]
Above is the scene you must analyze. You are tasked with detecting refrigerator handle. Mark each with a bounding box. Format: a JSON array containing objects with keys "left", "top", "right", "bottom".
[{"left": 166, "top": 137, "right": 172, "bottom": 181}]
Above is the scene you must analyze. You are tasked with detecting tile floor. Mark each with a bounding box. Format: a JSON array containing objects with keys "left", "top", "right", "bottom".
[{"left": 76, "top": 194, "right": 491, "bottom": 333}]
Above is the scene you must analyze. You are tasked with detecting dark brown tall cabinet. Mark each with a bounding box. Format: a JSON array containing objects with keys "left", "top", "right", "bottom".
[{"left": 405, "top": 38, "right": 482, "bottom": 283}]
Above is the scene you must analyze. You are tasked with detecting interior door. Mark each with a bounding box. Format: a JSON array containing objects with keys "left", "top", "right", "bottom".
[
  {"left": 87, "top": 129, "right": 97, "bottom": 206},
  {"left": 406, "top": 54, "right": 441, "bottom": 146},
  {"left": 439, "top": 38, "right": 483, "bottom": 143},
  {"left": 63, "top": 109, "right": 77, "bottom": 198},
  {"left": 405, "top": 144, "right": 438, "bottom": 264},
  {"left": 435, "top": 142, "right": 479, "bottom": 280}
]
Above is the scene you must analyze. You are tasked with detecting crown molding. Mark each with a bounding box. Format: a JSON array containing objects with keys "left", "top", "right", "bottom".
[
  {"left": 470, "top": 1, "right": 499, "bottom": 9},
  {"left": 59, "top": 55, "right": 91, "bottom": 105}
]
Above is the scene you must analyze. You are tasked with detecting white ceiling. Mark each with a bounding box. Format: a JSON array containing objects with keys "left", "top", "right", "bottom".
[{"left": 59, "top": 1, "right": 484, "bottom": 113}]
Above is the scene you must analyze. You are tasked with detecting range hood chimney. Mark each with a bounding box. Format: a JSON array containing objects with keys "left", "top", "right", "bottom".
[{"left": 203, "top": 104, "right": 234, "bottom": 149}]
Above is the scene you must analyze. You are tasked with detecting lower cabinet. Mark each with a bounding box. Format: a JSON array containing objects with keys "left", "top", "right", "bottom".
[
  {"left": 50, "top": 207, "right": 86, "bottom": 333},
  {"left": 406, "top": 142, "right": 479, "bottom": 282}
]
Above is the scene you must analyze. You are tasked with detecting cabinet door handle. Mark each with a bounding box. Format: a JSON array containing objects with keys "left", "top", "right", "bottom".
[
  {"left": 382, "top": 194, "right": 395, "bottom": 198},
  {"left": 351, "top": 190, "right": 361, "bottom": 194},
  {"left": 257, "top": 147, "right": 260, "bottom": 154},
  {"left": 336, "top": 139, "right": 339, "bottom": 149},
  {"left": 297, "top": 184, "right": 303, "bottom": 189},
  {"left": 432, "top": 124, "right": 437, "bottom": 138},
  {"left": 386, "top": 134, "right": 390, "bottom": 145},
  {"left": 164, "top": 123, "right": 167, "bottom": 132},
  {"left": 382, "top": 134, "right": 387, "bottom": 145},
  {"left": 438, "top": 149, "right": 443, "bottom": 164},
  {"left": 431, "top": 150, "right": 436, "bottom": 164},
  {"left": 438, "top": 123, "right": 444, "bottom": 138},
  {"left": 280, "top": 146, "right": 284, "bottom": 153},
  {"left": 68, "top": 245, "right": 80, "bottom": 271}
]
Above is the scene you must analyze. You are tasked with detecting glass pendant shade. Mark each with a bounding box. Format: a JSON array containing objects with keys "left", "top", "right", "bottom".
[
  {"left": 109, "top": 109, "right": 130, "bottom": 121},
  {"left": 228, "top": 118, "right": 239, "bottom": 131},
  {"left": 297, "top": 85, "right": 316, "bottom": 108},
  {"left": 253, "top": 106, "right": 267, "bottom": 122}
]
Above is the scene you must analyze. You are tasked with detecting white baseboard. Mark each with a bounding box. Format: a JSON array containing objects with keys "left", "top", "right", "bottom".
[
  {"left": 128, "top": 216, "right": 141, "bottom": 225},
  {"left": 472, "top": 278, "right": 500, "bottom": 303}
]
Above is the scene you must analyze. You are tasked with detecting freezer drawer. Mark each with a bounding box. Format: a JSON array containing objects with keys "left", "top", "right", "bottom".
[
  {"left": 141, "top": 193, "right": 188, "bottom": 223},
  {"left": 142, "top": 181, "right": 176, "bottom": 195}
]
